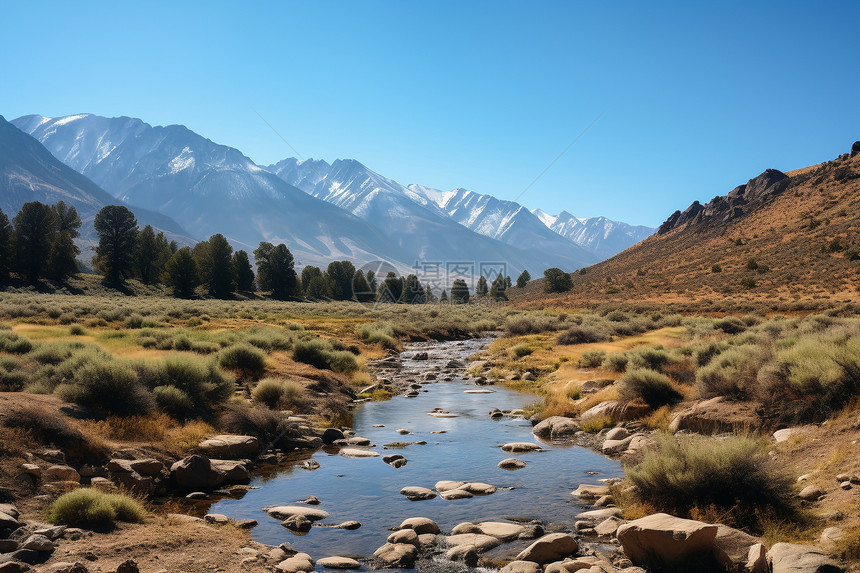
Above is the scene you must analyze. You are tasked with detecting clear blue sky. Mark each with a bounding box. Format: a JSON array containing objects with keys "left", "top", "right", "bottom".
[{"left": 2, "top": 1, "right": 859, "bottom": 227}]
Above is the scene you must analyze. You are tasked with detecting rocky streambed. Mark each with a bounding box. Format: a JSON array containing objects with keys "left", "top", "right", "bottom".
[{"left": 208, "top": 339, "right": 627, "bottom": 570}]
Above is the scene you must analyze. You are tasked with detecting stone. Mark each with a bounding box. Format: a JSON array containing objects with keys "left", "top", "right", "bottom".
[
  {"left": 316, "top": 556, "right": 360, "bottom": 569},
  {"left": 111, "top": 471, "right": 155, "bottom": 496},
  {"left": 798, "top": 485, "right": 824, "bottom": 501},
  {"left": 602, "top": 435, "right": 635, "bottom": 455},
  {"left": 0, "top": 563, "right": 31, "bottom": 573},
  {"left": 501, "top": 442, "right": 543, "bottom": 453},
  {"left": 767, "top": 542, "right": 844, "bottom": 573},
  {"left": 461, "top": 482, "right": 496, "bottom": 495},
  {"left": 500, "top": 561, "right": 541, "bottom": 573},
  {"left": 544, "top": 557, "right": 605, "bottom": 572},
  {"left": 235, "top": 519, "right": 257, "bottom": 529},
  {"left": 186, "top": 492, "right": 207, "bottom": 499},
  {"left": 21, "top": 535, "right": 53, "bottom": 552},
  {"left": 580, "top": 400, "right": 650, "bottom": 422},
  {"left": 387, "top": 529, "right": 420, "bottom": 547},
  {"left": 0, "top": 540, "right": 18, "bottom": 553},
  {"left": 396, "top": 429, "right": 410, "bottom": 435},
  {"left": 266, "top": 506, "right": 330, "bottom": 521},
  {"left": 533, "top": 416, "right": 580, "bottom": 439},
  {"left": 0, "top": 504, "right": 20, "bottom": 520},
  {"left": 46, "top": 563, "right": 90, "bottom": 573},
  {"left": 669, "top": 397, "right": 760, "bottom": 434},
  {"left": 0, "top": 512, "right": 20, "bottom": 531},
  {"left": 515, "top": 533, "right": 579, "bottom": 564},
  {"left": 446, "top": 545, "right": 479, "bottom": 566},
  {"left": 605, "top": 427, "right": 630, "bottom": 441},
  {"left": 773, "top": 426, "right": 816, "bottom": 443},
  {"left": 338, "top": 448, "right": 380, "bottom": 458},
  {"left": 477, "top": 521, "right": 527, "bottom": 541},
  {"left": 300, "top": 495, "right": 320, "bottom": 505},
  {"left": 499, "top": 458, "right": 527, "bottom": 470},
  {"left": 32, "top": 525, "right": 66, "bottom": 540},
  {"left": 852, "top": 141, "right": 860, "bottom": 157},
  {"left": 115, "top": 560, "right": 140, "bottom": 573},
  {"left": 440, "top": 489, "right": 473, "bottom": 500},
  {"left": 575, "top": 508, "right": 623, "bottom": 521},
  {"left": 447, "top": 533, "right": 501, "bottom": 552},
  {"left": 204, "top": 513, "right": 230, "bottom": 525},
  {"left": 594, "top": 517, "right": 624, "bottom": 537},
  {"left": 276, "top": 552, "right": 314, "bottom": 572},
  {"left": 322, "top": 428, "right": 345, "bottom": 444},
  {"left": 451, "top": 522, "right": 481, "bottom": 535},
  {"left": 44, "top": 466, "right": 79, "bottom": 483},
  {"left": 616, "top": 513, "right": 718, "bottom": 568},
  {"left": 373, "top": 543, "right": 417, "bottom": 568},
  {"left": 170, "top": 455, "right": 249, "bottom": 490},
  {"left": 281, "top": 515, "right": 312, "bottom": 532},
  {"left": 400, "top": 486, "right": 436, "bottom": 501},
  {"left": 20, "top": 464, "right": 40, "bottom": 477},
  {"left": 571, "top": 484, "right": 610, "bottom": 500},
  {"left": 712, "top": 525, "right": 765, "bottom": 573},
  {"left": 335, "top": 521, "right": 361, "bottom": 530},
  {"left": 821, "top": 527, "right": 844, "bottom": 547},
  {"left": 747, "top": 543, "right": 768, "bottom": 573},
  {"left": 400, "top": 517, "right": 440, "bottom": 535},
  {"left": 435, "top": 480, "right": 466, "bottom": 492}
]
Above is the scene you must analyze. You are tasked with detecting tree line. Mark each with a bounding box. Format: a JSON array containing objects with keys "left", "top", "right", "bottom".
[{"left": 0, "top": 201, "right": 543, "bottom": 302}]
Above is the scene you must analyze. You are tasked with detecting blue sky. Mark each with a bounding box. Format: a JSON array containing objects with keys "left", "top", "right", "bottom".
[{"left": 2, "top": 1, "right": 858, "bottom": 226}]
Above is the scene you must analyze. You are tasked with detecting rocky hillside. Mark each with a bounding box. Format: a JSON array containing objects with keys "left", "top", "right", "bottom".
[{"left": 510, "top": 145, "right": 860, "bottom": 309}]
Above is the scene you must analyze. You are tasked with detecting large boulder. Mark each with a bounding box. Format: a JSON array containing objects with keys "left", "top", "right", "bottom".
[
  {"left": 515, "top": 533, "right": 579, "bottom": 564},
  {"left": 852, "top": 141, "right": 860, "bottom": 157},
  {"left": 500, "top": 561, "right": 541, "bottom": 573},
  {"left": 276, "top": 553, "right": 314, "bottom": 572},
  {"left": 170, "top": 455, "right": 250, "bottom": 490},
  {"left": 580, "top": 401, "right": 650, "bottom": 422},
  {"left": 399, "top": 517, "right": 440, "bottom": 535},
  {"left": 711, "top": 525, "right": 766, "bottom": 573},
  {"left": 199, "top": 435, "right": 261, "bottom": 460},
  {"left": 447, "top": 533, "right": 501, "bottom": 552},
  {"left": 669, "top": 397, "right": 760, "bottom": 434},
  {"left": 44, "top": 465, "right": 80, "bottom": 483},
  {"left": 533, "top": 416, "right": 580, "bottom": 439},
  {"left": 767, "top": 543, "right": 844, "bottom": 573},
  {"left": 616, "top": 513, "right": 718, "bottom": 569}
]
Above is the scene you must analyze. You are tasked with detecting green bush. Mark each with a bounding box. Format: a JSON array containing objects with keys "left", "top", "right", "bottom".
[
  {"left": 510, "top": 343, "right": 534, "bottom": 359},
  {"left": 603, "top": 352, "right": 629, "bottom": 372},
  {"left": 252, "top": 378, "right": 305, "bottom": 410},
  {"left": 579, "top": 349, "right": 606, "bottom": 368},
  {"left": 0, "top": 331, "right": 33, "bottom": 354},
  {"left": 69, "top": 324, "right": 86, "bottom": 336},
  {"left": 696, "top": 344, "right": 768, "bottom": 398},
  {"left": 155, "top": 355, "right": 234, "bottom": 409},
  {"left": 56, "top": 360, "right": 154, "bottom": 417},
  {"left": 357, "top": 322, "right": 398, "bottom": 349},
  {"left": 557, "top": 325, "right": 610, "bottom": 345},
  {"left": 218, "top": 344, "right": 266, "bottom": 379},
  {"left": 153, "top": 385, "right": 194, "bottom": 418},
  {"left": 714, "top": 317, "right": 747, "bottom": 334},
  {"left": 506, "top": 315, "right": 559, "bottom": 336},
  {"left": 627, "top": 433, "right": 795, "bottom": 530},
  {"left": 627, "top": 345, "right": 674, "bottom": 372},
  {"left": 220, "top": 404, "right": 292, "bottom": 446},
  {"left": 693, "top": 341, "right": 729, "bottom": 366},
  {"left": 47, "top": 488, "right": 145, "bottom": 528},
  {"left": 292, "top": 339, "right": 358, "bottom": 373},
  {"left": 618, "top": 368, "right": 681, "bottom": 408}
]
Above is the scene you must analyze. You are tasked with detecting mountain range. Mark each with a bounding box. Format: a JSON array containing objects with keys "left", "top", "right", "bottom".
[{"left": 10, "top": 113, "right": 653, "bottom": 278}]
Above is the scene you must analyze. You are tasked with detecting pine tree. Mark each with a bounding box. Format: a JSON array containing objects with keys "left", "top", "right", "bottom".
[
  {"left": 326, "top": 261, "right": 356, "bottom": 300},
  {"left": 206, "top": 233, "right": 235, "bottom": 298},
  {"left": 135, "top": 225, "right": 160, "bottom": 283},
  {"left": 378, "top": 272, "right": 403, "bottom": 303},
  {"left": 424, "top": 283, "right": 437, "bottom": 303},
  {"left": 163, "top": 247, "right": 199, "bottom": 298},
  {"left": 94, "top": 205, "right": 138, "bottom": 284},
  {"left": 254, "top": 242, "right": 298, "bottom": 300},
  {"left": 191, "top": 240, "right": 212, "bottom": 287},
  {"left": 490, "top": 274, "right": 508, "bottom": 301},
  {"left": 475, "top": 275, "right": 489, "bottom": 296},
  {"left": 352, "top": 269, "right": 373, "bottom": 302},
  {"left": 366, "top": 270, "right": 378, "bottom": 294},
  {"left": 450, "top": 279, "right": 470, "bottom": 304},
  {"left": 13, "top": 201, "right": 55, "bottom": 282},
  {"left": 516, "top": 270, "right": 531, "bottom": 288},
  {"left": 400, "top": 274, "right": 424, "bottom": 304},
  {"left": 544, "top": 267, "right": 573, "bottom": 293},
  {"left": 506, "top": 275, "right": 512, "bottom": 288},
  {"left": 47, "top": 232, "right": 79, "bottom": 281},
  {"left": 440, "top": 289, "right": 448, "bottom": 303},
  {"left": 51, "top": 201, "right": 81, "bottom": 238},
  {"left": 305, "top": 275, "right": 331, "bottom": 299},
  {"left": 233, "top": 250, "right": 255, "bottom": 292}
]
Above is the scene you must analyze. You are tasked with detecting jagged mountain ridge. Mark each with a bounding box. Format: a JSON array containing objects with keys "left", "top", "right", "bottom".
[
  {"left": 268, "top": 157, "right": 597, "bottom": 273},
  {"left": 13, "top": 114, "right": 412, "bottom": 270},
  {"left": 532, "top": 209, "right": 655, "bottom": 259},
  {"left": 0, "top": 115, "right": 193, "bottom": 253}
]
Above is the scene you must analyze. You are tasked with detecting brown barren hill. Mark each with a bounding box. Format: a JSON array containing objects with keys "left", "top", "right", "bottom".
[{"left": 511, "top": 145, "right": 860, "bottom": 310}]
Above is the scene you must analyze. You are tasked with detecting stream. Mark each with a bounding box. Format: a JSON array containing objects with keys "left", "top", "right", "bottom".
[{"left": 210, "top": 339, "right": 624, "bottom": 568}]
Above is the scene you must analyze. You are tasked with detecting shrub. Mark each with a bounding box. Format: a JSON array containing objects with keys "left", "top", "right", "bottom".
[
  {"left": 506, "top": 316, "right": 558, "bottom": 336},
  {"left": 357, "top": 322, "right": 398, "bottom": 349},
  {"left": 156, "top": 355, "right": 235, "bottom": 410},
  {"left": 579, "top": 349, "right": 606, "bottom": 368},
  {"left": 714, "top": 317, "right": 746, "bottom": 334},
  {"left": 69, "top": 324, "right": 86, "bottom": 336},
  {"left": 696, "top": 345, "right": 768, "bottom": 398},
  {"left": 510, "top": 343, "right": 534, "bottom": 359},
  {"left": 218, "top": 344, "right": 266, "bottom": 380},
  {"left": 627, "top": 346, "right": 674, "bottom": 372},
  {"left": 220, "top": 404, "right": 293, "bottom": 447},
  {"left": 626, "top": 433, "right": 795, "bottom": 530},
  {"left": 47, "top": 488, "right": 145, "bottom": 528},
  {"left": 544, "top": 268, "right": 573, "bottom": 293},
  {"left": 557, "top": 325, "right": 610, "bottom": 345},
  {"left": 603, "top": 352, "right": 629, "bottom": 372},
  {"left": 693, "top": 341, "right": 729, "bottom": 366},
  {"left": 0, "top": 331, "right": 33, "bottom": 354},
  {"left": 125, "top": 313, "right": 145, "bottom": 329},
  {"left": 56, "top": 360, "right": 154, "bottom": 417},
  {"left": 618, "top": 368, "right": 682, "bottom": 408},
  {"left": 580, "top": 414, "right": 614, "bottom": 433},
  {"left": 153, "top": 385, "right": 194, "bottom": 418},
  {"left": 252, "top": 378, "right": 305, "bottom": 410},
  {"left": 2, "top": 405, "right": 107, "bottom": 464},
  {"left": 292, "top": 339, "right": 358, "bottom": 373},
  {"left": 711, "top": 264, "right": 722, "bottom": 273}
]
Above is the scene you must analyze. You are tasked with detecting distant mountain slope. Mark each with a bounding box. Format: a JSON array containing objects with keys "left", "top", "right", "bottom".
[
  {"left": 510, "top": 147, "right": 860, "bottom": 308},
  {"left": 13, "top": 114, "right": 409, "bottom": 269},
  {"left": 269, "top": 157, "right": 596, "bottom": 274},
  {"left": 0, "top": 115, "right": 193, "bottom": 251},
  {"left": 408, "top": 184, "right": 599, "bottom": 267},
  {"left": 532, "top": 209, "right": 655, "bottom": 259}
]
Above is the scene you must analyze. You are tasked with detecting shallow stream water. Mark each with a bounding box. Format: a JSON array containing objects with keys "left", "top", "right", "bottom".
[{"left": 211, "top": 339, "right": 623, "bottom": 567}]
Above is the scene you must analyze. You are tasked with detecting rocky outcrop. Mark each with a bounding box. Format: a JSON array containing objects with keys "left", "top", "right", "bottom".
[
  {"left": 170, "top": 455, "right": 250, "bottom": 490},
  {"left": 533, "top": 416, "right": 580, "bottom": 439},
  {"left": 669, "top": 397, "right": 760, "bottom": 434},
  {"left": 767, "top": 543, "right": 844, "bottom": 573},
  {"left": 515, "top": 533, "right": 579, "bottom": 564},
  {"left": 198, "top": 435, "right": 260, "bottom": 460},
  {"left": 712, "top": 525, "right": 767, "bottom": 573},
  {"left": 616, "top": 513, "right": 718, "bottom": 569}
]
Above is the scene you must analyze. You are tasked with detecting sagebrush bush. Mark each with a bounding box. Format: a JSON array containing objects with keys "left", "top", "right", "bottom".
[
  {"left": 153, "top": 385, "right": 194, "bottom": 418},
  {"left": 696, "top": 344, "right": 768, "bottom": 398},
  {"left": 48, "top": 488, "right": 145, "bottom": 528},
  {"left": 603, "top": 352, "right": 629, "bottom": 372},
  {"left": 506, "top": 315, "right": 559, "bottom": 336},
  {"left": 69, "top": 324, "right": 86, "bottom": 336},
  {"left": 627, "top": 433, "right": 795, "bottom": 530},
  {"left": 557, "top": 325, "right": 611, "bottom": 345},
  {"left": 618, "top": 368, "right": 682, "bottom": 408},
  {"left": 218, "top": 344, "right": 267, "bottom": 379},
  {"left": 627, "top": 345, "right": 675, "bottom": 372},
  {"left": 56, "top": 360, "right": 155, "bottom": 417},
  {"left": 357, "top": 322, "right": 398, "bottom": 349},
  {"left": 292, "top": 339, "right": 358, "bottom": 373},
  {"left": 252, "top": 378, "right": 305, "bottom": 410},
  {"left": 155, "top": 355, "right": 235, "bottom": 410},
  {"left": 579, "top": 349, "right": 606, "bottom": 368},
  {"left": 510, "top": 343, "right": 534, "bottom": 359},
  {"left": 220, "top": 404, "right": 292, "bottom": 446},
  {"left": 714, "top": 316, "right": 747, "bottom": 334},
  {"left": 0, "top": 331, "right": 33, "bottom": 354}
]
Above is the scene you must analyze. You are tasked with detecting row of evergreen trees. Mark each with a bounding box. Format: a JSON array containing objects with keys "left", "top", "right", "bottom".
[{"left": 0, "top": 201, "right": 538, "bottom": 302}]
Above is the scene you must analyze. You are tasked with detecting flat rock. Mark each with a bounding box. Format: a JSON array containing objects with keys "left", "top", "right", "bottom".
[
  {"left": 515, "top": 533, "right": 579, "bottom": 564},
  {"left": 44, "top": 465, "right": 79, "bottom": 483},
  {"left": 616, "top": 513, "right": 718, "bottom": 568},
  {"left": 767, "top": 542, "right": 844, "bottom": 573},
  {"left": 440, "top": 489, "right": 473, "bottom": 500},
  {"left": 594, "top": 516, "right": 625, "bottom": 537},
  {"left": 447, "top": 533, "right": 501, "bottom": 552},
  {"left": 798, "top": 485, "right": 824, "bottom": 501},
  {"left": 198, "top": 435, "right": 260, "bottom": 460},
  {"left": 501, "top": 442, "right": 542, "bottom": 453},
  {"left": 400, "top": 517, "right": 440, "bottom": 535},
  {"left": 400, "top": 486, "right": 436, "bottom": 501},
  {"left": 500, "top": 561, "right": 541, "bottom": 573},
  {"left": 265, "top": 506, "right": 330, "bottom": 521},
  {"left": 339, "top": 448, "right": 380, "bottom": 458},
  {"left": 276, "top": 552, "right": 314, "bottom": 572},
  {"left": 373, "top": 543, "right": 417, "bottom": 568},
  {"left": 571, "top": 484, "right": 610, "bottom": 500},
  {"left": 476, "top": 521, "right": 527, "bottom": 541},
  {"left": 316, "top": 556, "right": 360, "bottom": 569},
  {"left": 499, "top": 458, "right": 527, "bottom": 470},
  {"left": 575, "top": 508, "right": 623, "bottom": 521}
]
